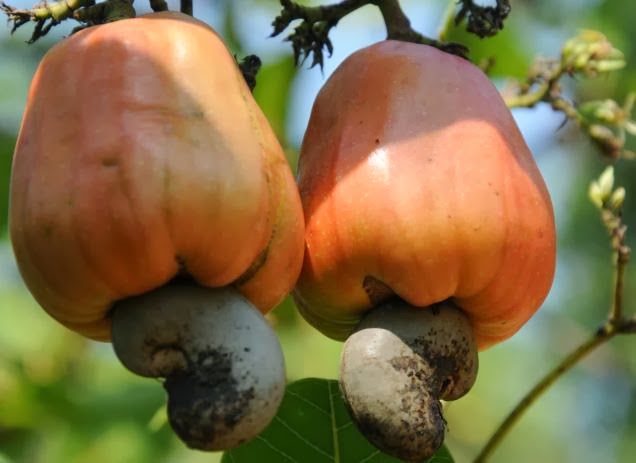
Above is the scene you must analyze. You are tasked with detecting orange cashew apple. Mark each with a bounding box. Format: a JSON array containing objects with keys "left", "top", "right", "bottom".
[
  {"left": 294, "top": 41, "right": 556, "bottom": 461},
  {"left": 10, "top": 12, "right": 304, "bottom": 451}
]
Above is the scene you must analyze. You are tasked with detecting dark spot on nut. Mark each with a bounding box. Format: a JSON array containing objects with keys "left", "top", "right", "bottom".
[{"left": 164, "top": 347, "right": 255, "bottom": 450}]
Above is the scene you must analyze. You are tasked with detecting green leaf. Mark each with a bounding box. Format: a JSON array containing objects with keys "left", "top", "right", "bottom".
[{"left": 222, "top": 378, "right": 454, "bottom": 463}]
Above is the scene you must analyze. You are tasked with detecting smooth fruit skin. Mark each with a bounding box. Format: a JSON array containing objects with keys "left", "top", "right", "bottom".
[
  {"left": 9, "top": 12, "right": 304, "bottom": 341},
  {"left": 294, "top": 41, "right": 556, "bottom": 350}
]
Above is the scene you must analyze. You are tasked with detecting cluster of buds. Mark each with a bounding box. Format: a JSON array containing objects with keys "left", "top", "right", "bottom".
[
  {"left": 561, "top": 30, "right": 625, "bottom": 77},
  {"left": 589, "top": 166, "right": 625, "bottom": 211},
  {"left": 578, "top": 94, "right": 636, "bottom": 158},
  {"left": 588, "top": 166, "right": 630, "bottom": 264}
]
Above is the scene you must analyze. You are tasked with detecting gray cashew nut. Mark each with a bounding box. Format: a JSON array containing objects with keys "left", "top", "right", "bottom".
[
  {"left": 340, "top": 299, "right": 478, "bottom": 462},
  {"left": 111, "top": 283, "right": 285, "bottom": 451}
]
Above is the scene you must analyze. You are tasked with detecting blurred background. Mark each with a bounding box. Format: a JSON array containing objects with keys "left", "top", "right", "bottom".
[{"left": 0, "top": 0, "right": 635, "bottom": 462}]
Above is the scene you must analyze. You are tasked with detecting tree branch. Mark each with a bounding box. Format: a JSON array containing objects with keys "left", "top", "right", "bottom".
[
  {"left": 373, "top": 0, "right": 468, "bottom": 56},
  {"left": 271, "top": 0, "right": 468, "bottom": 69},
  {"left": 271, "top": 0, "right": 365, "bottom": 68},
  {"left": 180, "top": 0, "right": 192, "bottom": 16},
  {"left": 473, "top": 319, "right": 635, "bottom": 463},
  {"left": 1, "top": 0, "right": 135, "bottom": 42}
]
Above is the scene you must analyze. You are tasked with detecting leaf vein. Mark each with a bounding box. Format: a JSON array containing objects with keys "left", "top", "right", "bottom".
[
  {"left": 287, "top": 389, "right": 330, "bottom": 415},
  {"left": 358, "top": 449, "right": 381, "bottom": 463},
  {"left": 254, "top": 435, "right": 299, "bottom": 463},
  {"left": 336, "top": 422, "right": 353, "bottom": 432},
  {"left": 274, "top": 415, "right": 332, "bottom": 459},
  {"left": 328, "top": 381, "right": 341, "bottom": 463}
]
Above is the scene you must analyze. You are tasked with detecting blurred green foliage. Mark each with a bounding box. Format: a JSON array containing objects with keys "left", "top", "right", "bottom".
[
  {"left": 0, "top": 133, "right": 12, "bottom": 234},
  {"left": 0, "top": 1, "right": 635, "bottom": 462}
]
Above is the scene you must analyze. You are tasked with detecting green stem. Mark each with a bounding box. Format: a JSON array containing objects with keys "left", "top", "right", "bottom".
[
  {"left": 30, "top": 0, "right": 88, "bottom": 20},
  {"left": 504, "top": 65, "right": 567, "bottom": 110},
  {"left": 608, "top": 218, "right": 629, "bottom": 321},
  {"left": 611, "top": 252, "right": 626, "bottom": 321},
  {"left": 504, "top": 81, "right": 550, "bottom": 108},
  {"left": 0, "top": 0, "right": 91, "bottom": 22},
  {"left": 550, "top": 96, "right": 581, "bottom": 121},
  {"left": 473, "top": 326, "right": 617, "bottom": 463},
  {"left": 438, "top": 0, "right": 457, "bottom": 41},
  {"left": 1, "top": 0, "right": 135, "bottom": 41}
]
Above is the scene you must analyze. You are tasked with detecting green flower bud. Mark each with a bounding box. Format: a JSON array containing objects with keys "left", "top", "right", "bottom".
[
  {"left": 597, "top": 166, "right": 615, "bottom": 200},
  {"left": 609, "top": 187, "right": 626, "bottom": 210},
  {"left": 588, "top": 181, "right": 604, "bottom": 208}
]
